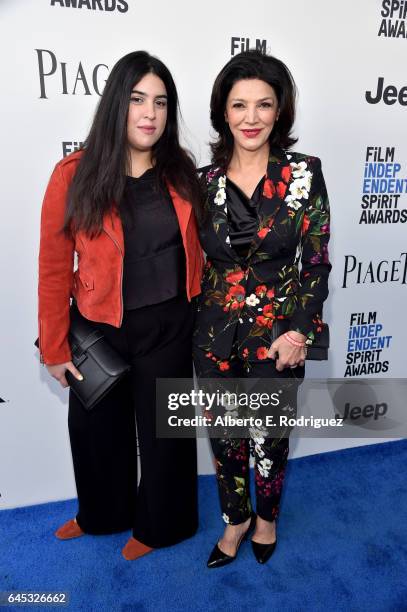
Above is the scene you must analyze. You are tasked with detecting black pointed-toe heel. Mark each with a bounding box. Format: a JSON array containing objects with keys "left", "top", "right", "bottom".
[
  {"left": 251, "top": 539, "right": 277, "bottom": 564},
  {"left": 207, "top": 513, "right": 256, "bottom": 569}
]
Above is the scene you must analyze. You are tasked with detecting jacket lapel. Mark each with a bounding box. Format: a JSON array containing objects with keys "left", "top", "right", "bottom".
[
  {"left": 246, "top": 147, "right": 291, "bottom": 259},
  {"left": 168, "top": 184, "right": 192, "bottom": 238},
  {"left": 204, "top": 167, "right": 242, "bottom": 263}
]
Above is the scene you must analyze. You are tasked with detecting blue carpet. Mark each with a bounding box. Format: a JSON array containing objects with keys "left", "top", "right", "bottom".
[{"left": 1, "top": 440, "right": 407, "bottom": 612}]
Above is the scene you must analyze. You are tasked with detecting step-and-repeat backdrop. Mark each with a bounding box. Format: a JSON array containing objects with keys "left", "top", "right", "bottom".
[{"left": 1, "top": 0, "right": 406, "bottom": 508}]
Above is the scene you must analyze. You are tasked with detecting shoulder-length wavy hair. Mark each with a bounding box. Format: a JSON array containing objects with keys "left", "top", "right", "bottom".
[
  {"left": 64, "top": 50, "right": 203, "bottom": 237},
  {"left": 210, "top": 50, "right": 298, "bottom": 169}
]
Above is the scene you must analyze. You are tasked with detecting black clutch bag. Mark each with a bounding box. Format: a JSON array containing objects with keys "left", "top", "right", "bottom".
[
  {"left": 270, "top": 319, "right": 329, "bottom": 361},
  {"left": 35, "top": 304, "right": 131, "bottom": 410}
]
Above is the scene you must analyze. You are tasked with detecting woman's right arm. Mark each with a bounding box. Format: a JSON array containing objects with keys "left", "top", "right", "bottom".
[{"left": 38, "top": 162, "right": 82, "bottom": 386}]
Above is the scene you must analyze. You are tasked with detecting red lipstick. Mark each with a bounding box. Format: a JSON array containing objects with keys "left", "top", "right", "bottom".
[{"left": 241, "top": 129, "right": 262, "bottom": 139}]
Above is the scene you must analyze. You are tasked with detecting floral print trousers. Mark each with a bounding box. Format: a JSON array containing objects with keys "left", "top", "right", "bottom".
[{"left": 194, "top": 341, "right": 304, "bottom": 525}]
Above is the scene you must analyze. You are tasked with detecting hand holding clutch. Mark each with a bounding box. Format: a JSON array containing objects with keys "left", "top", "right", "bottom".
[{"left": 46, "top": 361, "right": 84, "bottom": 389}]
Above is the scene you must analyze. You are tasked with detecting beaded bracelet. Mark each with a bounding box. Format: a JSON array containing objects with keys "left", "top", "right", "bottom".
[{"left": 283, "top": 332, "right": 306, "bottom": 347}]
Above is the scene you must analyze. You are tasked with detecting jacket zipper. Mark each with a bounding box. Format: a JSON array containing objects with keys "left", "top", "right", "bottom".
[
  {"left": 39, "top": 319, "right": 45, "bottom": 364},
  {"left": 102, "top": 228, "right": 124, "bottom": 327}
]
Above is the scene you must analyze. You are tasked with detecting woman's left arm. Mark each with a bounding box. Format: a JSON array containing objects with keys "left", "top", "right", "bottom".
[{"left": 288, "top": 156, "right": 331, "bottom": 344}]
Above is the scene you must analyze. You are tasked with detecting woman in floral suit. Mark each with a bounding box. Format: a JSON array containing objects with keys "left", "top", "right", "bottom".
[{"left": 193, "top": 50, "right": 331, "bottom": 567}]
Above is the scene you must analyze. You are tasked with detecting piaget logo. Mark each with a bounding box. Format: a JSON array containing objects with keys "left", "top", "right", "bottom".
[
  {"left": 35, "top": 50, "right": 109, "bottom": 99},
  {"left": 342, "top": 252, "right": 407, "bottom": 287}
]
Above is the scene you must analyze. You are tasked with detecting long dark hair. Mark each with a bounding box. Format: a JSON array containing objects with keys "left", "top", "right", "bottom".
[
  {"left": 210, "top": 50, "right": 298, "bottom": 169},
  {"left": 64, "top": 51, "right": 203, "bottom": 236}
]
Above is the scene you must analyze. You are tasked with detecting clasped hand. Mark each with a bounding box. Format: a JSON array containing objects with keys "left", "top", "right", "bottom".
[{"left": 267, "top": 331, "right": 307, "bottom": 371}]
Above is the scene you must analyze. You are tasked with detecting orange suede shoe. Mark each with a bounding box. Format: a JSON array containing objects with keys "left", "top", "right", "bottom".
[
  {"left": 55, "top": 519, "right": 84, "bottom": 540},
  {"left": 122, "top": 537, "right": 153, "bottom": 561}
]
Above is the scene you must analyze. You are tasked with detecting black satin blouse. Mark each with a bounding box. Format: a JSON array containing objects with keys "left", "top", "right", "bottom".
[
  {"left": 120, "top": 168, "right": 186, "bottom": 310},
  {"left": 226, "top": 176, "right": 265, "bottom": 258}
]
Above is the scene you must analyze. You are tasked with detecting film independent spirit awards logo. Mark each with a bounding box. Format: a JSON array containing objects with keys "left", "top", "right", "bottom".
[
  {"left": 230, "top": 37, "right": 267, "bottom": 55},
  {"left": 378, "top": 0, "right": 407, "bottom": 38},
  {"left": 50, "top": 0, "right": 128, "bottom": 12},
  {"left": 359, "top": 146, "right": 407, "bottom": 224},
  {"left": 344, "top": 312, "right": 392, "bottom": 377}
]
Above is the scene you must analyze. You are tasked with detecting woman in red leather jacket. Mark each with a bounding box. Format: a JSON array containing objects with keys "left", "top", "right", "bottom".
[{"left": 38, "top": 51, "right": 204, "bottom": 560}]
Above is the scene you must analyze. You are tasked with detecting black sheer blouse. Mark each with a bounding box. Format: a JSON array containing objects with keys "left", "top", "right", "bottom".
[
  {"left": 226, "top": 176, "right": 265, "bottom": 258},
  {"left": 120, "top": 168, "right": 186, "bottom": 309}
]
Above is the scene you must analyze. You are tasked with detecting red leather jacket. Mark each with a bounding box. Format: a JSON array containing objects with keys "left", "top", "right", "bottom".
[{"left": 38, "top": 151, "right": 204, "bottom": 365}]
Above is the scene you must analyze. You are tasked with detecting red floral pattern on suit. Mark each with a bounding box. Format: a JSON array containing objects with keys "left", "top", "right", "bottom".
[{"left": 194, "top": 148, "right": 331, "bottom": 363}]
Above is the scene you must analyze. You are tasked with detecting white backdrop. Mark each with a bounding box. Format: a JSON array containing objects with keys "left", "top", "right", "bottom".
[{"left": 1, "top": 0, "right": 406, "bottom": 509}]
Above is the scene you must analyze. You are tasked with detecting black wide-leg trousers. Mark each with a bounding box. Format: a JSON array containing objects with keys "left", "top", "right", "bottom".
[{"left": 68, "top": 294, "right": 198, "bottom": 548}]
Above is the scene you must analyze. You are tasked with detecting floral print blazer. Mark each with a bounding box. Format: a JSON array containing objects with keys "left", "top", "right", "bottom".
[{"left": 193, "top": 148, "right": 331, "bottom": 363}]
